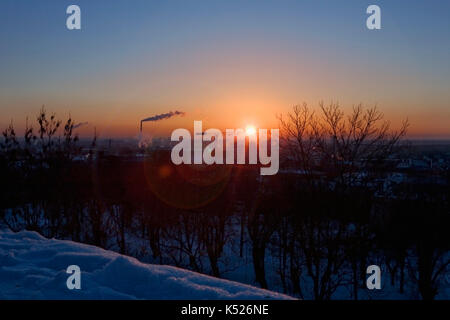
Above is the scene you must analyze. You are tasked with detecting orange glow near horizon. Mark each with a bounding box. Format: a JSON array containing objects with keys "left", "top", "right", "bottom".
[
  {"left": 1, "top": 2, "right": 450, "bottom": 140},
  {"left": 2, "top": 101, "right": 450, "bottom": 140}
]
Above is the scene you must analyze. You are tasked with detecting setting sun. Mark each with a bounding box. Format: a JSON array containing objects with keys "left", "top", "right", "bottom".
[{"left": 246, "top": 125, "right": 256, "bottom": 135}]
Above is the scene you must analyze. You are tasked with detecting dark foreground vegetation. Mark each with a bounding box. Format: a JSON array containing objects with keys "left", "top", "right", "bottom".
[{"left": 1, "top": 104, "right": 449, "bottom": 299}]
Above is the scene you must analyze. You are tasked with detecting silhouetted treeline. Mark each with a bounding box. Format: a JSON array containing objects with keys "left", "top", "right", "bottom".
[{"left": 0, "top": 105, "right": 449, "bottom": 299}]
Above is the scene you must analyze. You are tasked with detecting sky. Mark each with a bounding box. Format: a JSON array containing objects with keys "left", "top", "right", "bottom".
[{"left": 1, "top": 0, "right": 449, "bottom": 139}]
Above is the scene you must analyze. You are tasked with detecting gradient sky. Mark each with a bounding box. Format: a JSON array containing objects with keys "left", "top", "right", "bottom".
[{"left": 1, "top": 0, "right": 450, "bottom": 138}]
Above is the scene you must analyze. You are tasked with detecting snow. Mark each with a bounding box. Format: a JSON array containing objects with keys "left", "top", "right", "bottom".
[{"left": 0, "top": 229, "right": 294, "bottom": 300}]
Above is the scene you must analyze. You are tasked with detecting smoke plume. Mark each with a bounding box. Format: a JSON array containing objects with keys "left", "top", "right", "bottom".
[
  {"left": 141, "top": 111, "right": 185, "bottom": 123},
  {"left": 73, "top": 122, "right": 88, "bottom": 129},
  {"left": 140, "top": 110, "right": 185, "bottom": 132}
]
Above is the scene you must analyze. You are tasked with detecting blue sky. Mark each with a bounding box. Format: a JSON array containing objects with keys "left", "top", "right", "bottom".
[{"left": 1, "top": 1, "right": 449, "bottom": 137}]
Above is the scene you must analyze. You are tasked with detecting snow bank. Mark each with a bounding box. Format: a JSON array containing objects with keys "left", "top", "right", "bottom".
[{"left": 0, "top": 229, "right": 293, "bottom": 300}]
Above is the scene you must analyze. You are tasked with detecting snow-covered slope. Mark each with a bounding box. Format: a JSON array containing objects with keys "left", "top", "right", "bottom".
[{"left": 0, "top": 229, "right": 293, "bottom": 300}]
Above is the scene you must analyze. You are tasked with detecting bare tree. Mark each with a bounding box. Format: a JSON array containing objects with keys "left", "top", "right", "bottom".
[
  {"left": 277, "top": 102, "right": 409, "bottom": 299},
  {"left": 318, "top": 102, "right": 408, "bottom": 186}
]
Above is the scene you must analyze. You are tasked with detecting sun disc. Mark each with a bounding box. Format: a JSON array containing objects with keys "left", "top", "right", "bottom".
[{"left": 246, "top": 125, "right": 256, "bottom": 135}]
